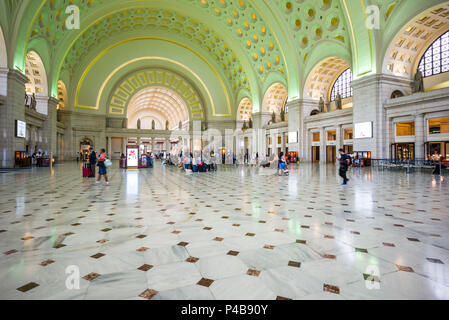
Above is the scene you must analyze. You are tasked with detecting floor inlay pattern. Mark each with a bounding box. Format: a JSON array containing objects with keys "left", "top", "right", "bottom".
[{"left": 0, "top": 162, "right": 448, "bottom": 300}]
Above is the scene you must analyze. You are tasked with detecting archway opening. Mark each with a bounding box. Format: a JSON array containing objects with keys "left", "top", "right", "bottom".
[
  {"left": 262, "top": 83, "right": 288, "bottom": 116},
  {"left": 25, "top": 51, "right": 48, "bottom": 97},
  {"left": 383, "top": 2, "right": 449, "bottom": 83},
  {"left": 127, "top": 86, "right": 190, "bottom": 131},
  {"left": 57, "top": 80, "right": 68, "bottom": 110},
  {"left": 304, "top": 57, "right": 350, "bottom": 100},
  {"left": 237, "top": 98, "right": 253, "bottom": 121}
]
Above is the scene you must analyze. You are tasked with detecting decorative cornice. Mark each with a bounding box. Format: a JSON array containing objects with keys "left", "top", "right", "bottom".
[
  {"left": 351, "top": 73, "right": 412, "bottom": 90},
  {"left": 385, "top": 86, "right": 449, "bottom": 109},
  {"left": 305, "top": 108, "right": 353, "bottom": 123}
]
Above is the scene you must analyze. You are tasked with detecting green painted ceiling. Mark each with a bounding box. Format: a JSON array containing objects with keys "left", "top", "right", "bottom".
[{"left": 2, "top": 0, "right": 448, "bottom": 117}]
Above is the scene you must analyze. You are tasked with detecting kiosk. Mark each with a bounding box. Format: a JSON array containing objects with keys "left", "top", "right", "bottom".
[
  {"left": 15, "top": 151, "right": 31, "bottom": 168},
  {"left": 353, "top": 151, "right": 372, "bottom": 167},
  {"left": 139, "top": 154, "right": 151, "bottom": 168},
  {"left": 126, "top": 146, "right": 139, "bottom": 169}
]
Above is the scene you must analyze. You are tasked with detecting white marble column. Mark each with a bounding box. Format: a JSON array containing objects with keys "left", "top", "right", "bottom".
[
  {"left": 352, "top": 74, "right": 411, "bottom": 158},
  {"left": 336, "top": 125, "right": 342, "bottom": 156},
  {"left": 0, "top": 69, "right": 28, "bottom": 168},
  {"left": 107, "top": 136, "right": 112, "bottom": 156},
  {"left": 41, "top": 97, "right": 58, "bottom": 156},
  {"left": 320, "top": 127, "right": 326, "bottom": 164},
  {"left": 415, "top": 113, "right": 425, "bottom": 160}
]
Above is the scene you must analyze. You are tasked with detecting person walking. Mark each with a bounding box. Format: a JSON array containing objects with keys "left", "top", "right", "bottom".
[
  {"left": 431, "top": 150, "right": 441, "bottom": 175},
  {"left": 88, "top": 147, "right": 96, "bottom": 178},
  {"left": 95, "top": 149, "right": 110, "bottom": 186},
  {"left": 278, "top": 152, "right": 289, "bottom": 176},
  {"left": 338, "top": 148, "right": 351, "bottom": 185}
]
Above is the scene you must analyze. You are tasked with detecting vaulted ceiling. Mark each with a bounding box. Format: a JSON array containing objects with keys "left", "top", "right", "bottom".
[{"left": 1, "top": 0, "right": 448, "bottom": 118}]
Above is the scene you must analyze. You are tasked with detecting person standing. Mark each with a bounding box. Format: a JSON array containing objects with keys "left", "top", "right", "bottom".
[
  {"left": 431, "top": 150, "right": 442, "bottom": 175},
  {"left": 88, "top": 147, "right": 96, "bottom": 178},
  {"left": 338, "top": 148, "right": 351, "bottom": 185},
  {"left": 95, "top": 149, "right": 109, "bottom": 186}
]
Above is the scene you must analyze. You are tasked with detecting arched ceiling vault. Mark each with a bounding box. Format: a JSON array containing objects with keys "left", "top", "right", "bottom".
[
  {"left": 9, "top": 0, "right": 449, "bottom": 107},
  {"left": 382, "top": 1, "right": 449, "bottom": 78},
  {"left": 14, "top": 0, "right": 295, "bottom": 112}
]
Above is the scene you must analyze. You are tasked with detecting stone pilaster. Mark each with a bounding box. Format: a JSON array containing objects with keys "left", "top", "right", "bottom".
[
  {"left": 41, "top": 97, "right": 58, "bottom": 156},
  {"left": 415, "top": 113, "right": 425, "bottom": 160},
  {"left": 249, "top": 112, "right": 266, "bottom": 157},
  {"left": 0, "top": 69, "right": 28, "bottom": 168},
  {"left": 319, "top": 127, "right": 326, "bottom": 164},
  {"left": 351, "top": 74, "right": 411, "bottom": 158},
  {"left": 286, "top": 99, "right": 300, "bottom": 153}
]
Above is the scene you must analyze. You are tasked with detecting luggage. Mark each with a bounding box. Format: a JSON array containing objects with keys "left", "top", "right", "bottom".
[
  {"left": 192, "top": 165, "right": 198, "bottom": 173},
  {"left": 82, "top": 163, "right": 91, "bottom": 178}
]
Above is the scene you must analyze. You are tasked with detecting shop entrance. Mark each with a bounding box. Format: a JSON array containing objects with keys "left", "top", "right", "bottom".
[
  {"left": 326, "top": 146, "right": 336, "bottom": 163},
  {"left": 426, "top": 142, "right": 449, "bottom": 160},
  {"left": 344, "top": 145, "right": 353, "bottom": 155},
  {"left": 392, "top": 143, "right": 415, "bottom": 161},
  {"left": 312, "top": 146, "right": 320, "bottom": 162},
  {"left": 80, "top": 138, "right": 93, "bottom": 161}
]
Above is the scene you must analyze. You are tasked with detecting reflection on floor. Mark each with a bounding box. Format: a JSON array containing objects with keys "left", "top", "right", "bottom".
[{"left": 0, "top": 162, "right": 448, "bottom": 300}]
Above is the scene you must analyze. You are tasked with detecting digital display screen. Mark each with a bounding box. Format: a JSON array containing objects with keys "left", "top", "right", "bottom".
[
  {"left": 288, "top": 131, "right": 298, "bottom": 143},
  {"left": 127, "top": 148, "right": 139, "bottom": 167},
  {"left": 16, "top": 120, "right": 26, "bottom": 138},
  {"left": 354, "top": 122, "right": 373, "bottom": 139}
]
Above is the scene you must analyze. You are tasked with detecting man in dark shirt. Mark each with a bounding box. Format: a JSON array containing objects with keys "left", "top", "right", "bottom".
[
  {"left": 89, "top": 147, "right": 97, "bottom": 178},
  {"left": 338, "top": 148, "right": 351, "bottom": 185}
]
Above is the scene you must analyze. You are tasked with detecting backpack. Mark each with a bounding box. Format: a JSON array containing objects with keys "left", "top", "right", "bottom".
[{"left": 347, "top": 155, "right": 353, "bottom": 166}]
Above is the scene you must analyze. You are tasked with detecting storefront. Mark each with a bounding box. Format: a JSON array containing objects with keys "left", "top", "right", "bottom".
[
  {"left": 311, "top": 132, "right": 320, "bottom": 162},
  {"left": 392, "top": 143, "right": 415, "bottom": 161},
  {"left": 426, "top": 141, "right": 449, "bottom": 160}
]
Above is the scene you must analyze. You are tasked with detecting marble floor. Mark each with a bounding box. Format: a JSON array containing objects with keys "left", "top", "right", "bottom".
[{"left": 0, "top": 162, "right": 448, "bottom": 300}]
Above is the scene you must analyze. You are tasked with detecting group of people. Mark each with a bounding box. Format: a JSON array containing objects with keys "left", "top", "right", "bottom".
[
  {"left": 85, "top": 147, "right": 109, "bottom": 185},
  {"left": 180, "top": 151, "right": 219, "bottom": 173},
  {"left": 31, "top": 151, "right": 49, "bottom": 167}
]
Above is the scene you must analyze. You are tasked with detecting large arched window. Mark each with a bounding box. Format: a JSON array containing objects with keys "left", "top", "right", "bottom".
[
  {"left": 418, "top": 30, "right": 449, "bottom": 77},
  {"left": 330, "top": 68, "right": 353, "bottom": 101}
]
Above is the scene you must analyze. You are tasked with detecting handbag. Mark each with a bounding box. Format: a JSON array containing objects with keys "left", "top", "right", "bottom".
[{"left": 104, "top": 159, "right": 113, "bottom": 168}]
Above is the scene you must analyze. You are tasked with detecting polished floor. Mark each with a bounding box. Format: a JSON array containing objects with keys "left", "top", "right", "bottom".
[{"left": 0, "top": 161, "right": 448, "bottom": 300}]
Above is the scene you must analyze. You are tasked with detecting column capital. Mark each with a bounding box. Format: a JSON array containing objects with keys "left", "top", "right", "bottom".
[{"left": 5, "top": 68, "right": 29, "bottom": 85}]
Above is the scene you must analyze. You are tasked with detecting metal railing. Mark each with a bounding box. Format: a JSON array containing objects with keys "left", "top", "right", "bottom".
[{"left": 360, "top": 158, "right": 448, "bottom": 175}]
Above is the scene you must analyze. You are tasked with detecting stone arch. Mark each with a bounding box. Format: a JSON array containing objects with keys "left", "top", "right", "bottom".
[
  {"left": 236, "top": 98, "right": 253, "bottom": 122},
  {"left": 390, "top": 90, "right": 405, "bottom": 99},
  {"left": 107, "top": 68, "right": 205, "bottom": 122},
  {"left": 262, "top": 83, "right": 288, "bottom": 114},
  {"left": 382, "top": 2, "right": 449, "bottom": 79},
  {"left": 25, "top": 51, "right": 48, "bottom": 97},
  {"left": 127, "top": 86, "right": 190, "bottom": 131},
  {"left": 57, "top": 80, "right": 68, "bottom": 110},
  {"left": 303, "top": 56, "right": 351, "bottom": 100}
]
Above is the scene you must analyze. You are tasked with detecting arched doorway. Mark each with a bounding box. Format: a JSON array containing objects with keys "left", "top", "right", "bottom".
[
  {"left": 24, "top": 51, "right": 48, "bottom": 114},
  {"left": 127, "top": 86, "right": 190, "bottom": 130},
  {"left": 80, "top": 138, "right": 93, "bottom": 161}
]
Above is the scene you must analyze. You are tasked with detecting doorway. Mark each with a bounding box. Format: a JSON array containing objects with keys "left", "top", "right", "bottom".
[
  {"left": 392, "top": 143, "right": 415, "bottom": 161},
  {"left": 312, "top": 146, "right": 320, "bottom": 162},
  {"left": 326, "top": 146, "right": 336, "bottom": 163}
]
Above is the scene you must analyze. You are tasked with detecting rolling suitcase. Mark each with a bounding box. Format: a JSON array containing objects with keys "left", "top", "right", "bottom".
[{"left": 82, "top": 163, "right": 91, "bottom": 178}]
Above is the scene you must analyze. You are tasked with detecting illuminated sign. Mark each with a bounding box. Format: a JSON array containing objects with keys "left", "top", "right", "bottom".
[
  {"left": 354, "top": 122, "right": 373, "bottom": 139},
  {"left": 16, "top": 120, "right": 26, "bottom": 138},
  {"left": 288, "top": 131, "right": 298, "bottom": 144},
  {"left": 127, "top": 148, "right": 139, "bottom": 167}
]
